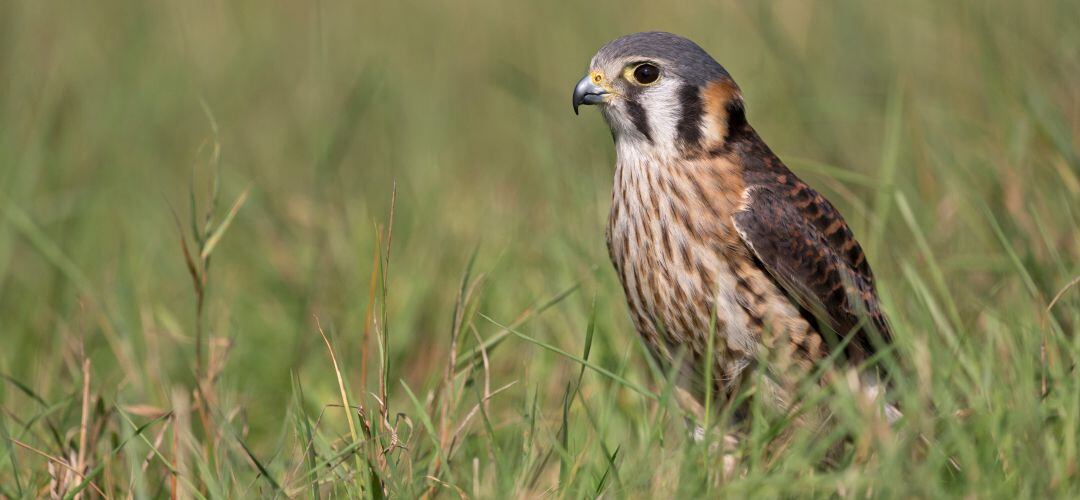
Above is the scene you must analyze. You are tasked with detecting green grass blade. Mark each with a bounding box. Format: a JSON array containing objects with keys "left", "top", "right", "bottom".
[
  {"left": 480, "top": 314, "right": 657, "bottom": 400},
  {"left": 0, "top": 405, "right": 22, "bottom": 496},
  {"left": 234, "top": 432, "right": 283, "bottom": 494},
  {"left": 199, "top": 188, "right": 249, "bottom": 260}
]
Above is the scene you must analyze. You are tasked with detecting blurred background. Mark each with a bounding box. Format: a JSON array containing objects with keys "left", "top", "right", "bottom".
[{"left": 1, "top": 0, "right": 1077, "bottom": 496}]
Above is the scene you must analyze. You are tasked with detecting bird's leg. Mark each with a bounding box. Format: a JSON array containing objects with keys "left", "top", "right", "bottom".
[
  {"left": 843, "top": 369, "right": 902, "bottom": 425},
  {"left": 673, "top": 385, "right": 706, "bottom": 440},
  {"left": 720, "top": 433, "right": 740, "bottom": 480},
  {"left": 673, "top": 386, "right": 741, "bottom": 478}
]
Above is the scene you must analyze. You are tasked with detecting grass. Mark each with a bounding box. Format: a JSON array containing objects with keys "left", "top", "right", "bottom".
[{"left": 1, "top": 0, "right": 1078, "bottom": 497}]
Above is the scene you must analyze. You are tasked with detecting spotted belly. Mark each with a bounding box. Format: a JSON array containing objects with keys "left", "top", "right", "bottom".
[
  {"left": 607, "top": 220, "right": 757, "bottom": 393},
  {"left": 605, "top": 157, "right": 819, "bottom": 398}
]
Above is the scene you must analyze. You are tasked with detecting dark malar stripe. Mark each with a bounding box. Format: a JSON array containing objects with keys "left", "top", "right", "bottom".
[
  {"left": 626, "top": 100, "right": 653, "bottom": 142},
  {"left": 676, "top": 84, "right": 704, "bottom": 148}
]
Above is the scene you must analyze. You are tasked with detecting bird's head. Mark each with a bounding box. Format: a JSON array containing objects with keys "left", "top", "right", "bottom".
[{"left": 573, "top": 32, "right": 747, "bottom": 156}]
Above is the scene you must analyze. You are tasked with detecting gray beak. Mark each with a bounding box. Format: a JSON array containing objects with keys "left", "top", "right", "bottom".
[{"left": 572, "top": 75, "right": 608, "bottom": 115}]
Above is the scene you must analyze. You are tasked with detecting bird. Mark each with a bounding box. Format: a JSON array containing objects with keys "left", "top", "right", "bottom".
[{"left": 572, "top": 32, "right": 894, "bottom": 422}]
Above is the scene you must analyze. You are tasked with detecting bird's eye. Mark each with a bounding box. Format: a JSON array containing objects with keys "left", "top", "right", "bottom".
[{"left": 630, "top": 63, "right": 660, "bottom": 85}]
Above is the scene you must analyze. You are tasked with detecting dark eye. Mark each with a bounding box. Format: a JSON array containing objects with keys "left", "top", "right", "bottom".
[{"left": 632, "top": 63, "right": 660, "bottom": 85}]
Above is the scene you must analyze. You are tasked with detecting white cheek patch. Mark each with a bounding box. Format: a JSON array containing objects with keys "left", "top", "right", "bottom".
[
  {"left": 638, "top": 81, "right": 682, "bottom": 156},
  {"left": 701, "top": 113, "right": 726, "bottom": 145},
  {"left": 603, "top": 81, "right": 686, "bottom": 160},
  {"left": 601, "top": 102, "right": 638, "bottom": 141}
]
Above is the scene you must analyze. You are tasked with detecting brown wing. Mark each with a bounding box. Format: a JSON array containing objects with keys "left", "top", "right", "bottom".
[{"left": 732, "top": 175, "right": 892, "bottom": 363}]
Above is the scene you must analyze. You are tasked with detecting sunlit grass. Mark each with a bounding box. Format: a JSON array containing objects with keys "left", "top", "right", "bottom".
[{"left": 1, "top": 0, "right": 1078, "bottom": 497}]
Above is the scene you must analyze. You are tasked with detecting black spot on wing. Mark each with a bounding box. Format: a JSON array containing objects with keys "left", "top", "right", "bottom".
[{"left": 733, "top": 179, "right": 892, "bottom": 365}]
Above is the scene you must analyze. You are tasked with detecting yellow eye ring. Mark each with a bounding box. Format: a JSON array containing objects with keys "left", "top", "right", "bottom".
[{"left": 625, "top": 63, "right": 661, "bottom": 85}]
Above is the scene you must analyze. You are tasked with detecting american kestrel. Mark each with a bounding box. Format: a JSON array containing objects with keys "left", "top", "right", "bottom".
[{"left": 573, "top": 32, "right": 893, "bottom": 417}]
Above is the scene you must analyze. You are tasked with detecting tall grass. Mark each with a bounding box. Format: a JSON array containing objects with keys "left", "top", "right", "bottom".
[{"left": 1, "top": 0, "right": 1077, "bottom": 497}]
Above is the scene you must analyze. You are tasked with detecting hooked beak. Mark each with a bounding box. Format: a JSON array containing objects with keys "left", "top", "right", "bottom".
[{"left": 572, "top": 74, "right": 608, "bottom": 115}]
